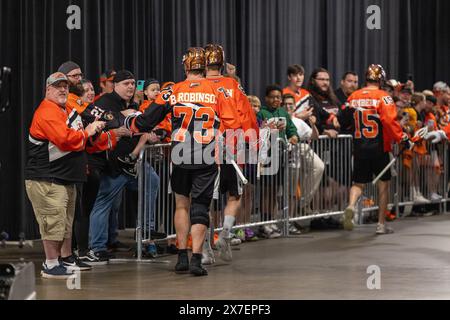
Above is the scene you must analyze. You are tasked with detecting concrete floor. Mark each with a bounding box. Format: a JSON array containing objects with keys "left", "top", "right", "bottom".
[{"left": 2, "top": 214, "right": 450, "bottom": 300}]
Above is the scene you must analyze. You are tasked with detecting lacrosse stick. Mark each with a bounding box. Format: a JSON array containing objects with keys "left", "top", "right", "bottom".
[{"left": 372, "top": 127, "right": 428, "bottom": 185}]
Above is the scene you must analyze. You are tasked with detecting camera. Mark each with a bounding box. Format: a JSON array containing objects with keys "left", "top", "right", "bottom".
[{"left": 0, "top": 66, "right": 12, "bottom": 114}]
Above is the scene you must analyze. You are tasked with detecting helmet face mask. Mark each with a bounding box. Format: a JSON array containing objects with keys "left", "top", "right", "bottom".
[
  {"left": 182, "top": 47, "right": 206, "bottom": 72},
  {"left": 366, "top": 64, "right": 386, "bottom": 84},
  {"left": 205, "top": 44, "right": 225, "bottom": 67}
]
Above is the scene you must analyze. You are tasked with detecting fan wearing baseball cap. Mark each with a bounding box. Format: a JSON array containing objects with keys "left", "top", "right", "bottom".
[
  {"left": 25, "top": 72, "right": 106, "bottom": 279},
  {"left": 95, "top": 69, "right": 117, "bottom": 102},
  {"left": 57, "top": 61, "right": 129, "bottom": 266}
]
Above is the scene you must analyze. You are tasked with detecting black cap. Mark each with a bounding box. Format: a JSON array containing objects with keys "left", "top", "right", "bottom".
[
  {"left": 58, "top": 61, "right": 81, "bottom": 75},
  {"left": 144, "top": 78, "right": 159, "bottom": 91},
  {"left": 113, "top": 70, "right": 135, "bottom": 83},
  {"left": 400, "top": 86, "right": 413, "bottom": 94},
  {"left": 426, "top": 95, "right": 437, "bottom": 104}
]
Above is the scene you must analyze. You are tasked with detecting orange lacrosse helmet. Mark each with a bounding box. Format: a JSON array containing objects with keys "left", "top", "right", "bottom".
[
  {"left": 366, "top": 64, "right": 386, "bottom": 83},
  {"left": 182, "top": 47, "right": 206, "bottom": 71},
  {"left": 205, "top": 44, "right": 225, "bottom": 67}
]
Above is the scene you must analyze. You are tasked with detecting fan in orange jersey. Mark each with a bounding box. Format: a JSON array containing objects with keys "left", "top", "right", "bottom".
[
  {"left": 282, "top": 64, "right": 313, "bottom": 119},
  {"left": 337, "top": 64, "right": 404, "bottom": 235},
  {"left": 202, "top": 43, "right": 259, "bottom": 265},
  {"left": 124, "top": 47, "right": 241, "bottom": 276},
  {"left": 139, "top": 79, "right": 172, "bottom": 142},
  {"left": 58, "top": 61, "right": 126, "bottom": 151},
  {"left": 25, "top": 72, "right": 106, "bottom": 279}
]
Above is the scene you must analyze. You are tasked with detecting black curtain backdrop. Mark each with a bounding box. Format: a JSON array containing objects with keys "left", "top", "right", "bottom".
[{"left": 1, "top": 0, "right": 449, "bottom": 239}]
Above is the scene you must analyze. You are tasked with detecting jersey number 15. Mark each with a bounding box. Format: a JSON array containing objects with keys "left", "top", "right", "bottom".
[{"left": 354, "top": 109, "right": 379, "bottom": 139}]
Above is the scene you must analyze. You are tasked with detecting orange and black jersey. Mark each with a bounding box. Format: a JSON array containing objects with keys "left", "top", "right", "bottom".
[
  {"left": 129, "top": 78, "right": 241, "bottom": 168},
  {"left": 283, "top": 86, "right": 334, "bottom": 133},
  {"left": 26, "top": 99, "right": 90, "bottom": 183},
  {"left": 140, "top": 99, "right": 172, "bottom": 142},
  {"left": 67, "top": 93, "right": 124, "bottom": 132},
  {"left": 66, "top": 93, "right": 118, "bottom": 153},
  {"left": 338, "top": 87, "right": 403, "bottom": 158},
  {"left": 207, "top": 75, "right": 259, "bottom": 136},
  {"left": 282, "top": 87, "right": 311, "bottom": 112}
]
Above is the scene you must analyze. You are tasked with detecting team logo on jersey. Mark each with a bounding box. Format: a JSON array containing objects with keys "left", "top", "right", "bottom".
[
  {"left": 161, "top": 88, "right": 173, "bottom": 101},
  {"left": 189, "top": 82, "right": 201, "bottom": 88},
  {"left": 77, "top": 99, "right": 83, "bottom": 106},
  {"left": 104, "top": 112, "right": 114, "bottom": 121},
  {"left": 382, "top": 96, "right": 394, "bottom": 105},
  {"left": 217, "top": 87, "right": 230, "bottom": 98}
]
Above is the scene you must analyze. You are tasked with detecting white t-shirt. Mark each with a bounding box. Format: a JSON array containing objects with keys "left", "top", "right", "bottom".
[{"left": 292, "top": 117, "right": 312, "bottom": 140}]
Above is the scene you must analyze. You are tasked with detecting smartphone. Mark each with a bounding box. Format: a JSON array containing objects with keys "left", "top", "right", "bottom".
[
  {"left": 136, "top": 80, "right": 145, "bottom": 91},
  {"left": 266, "top": 117, "right": 279, "bottom": 126},
  {"left": 278, "top": 117, "right": 287, "bottom": 127}
]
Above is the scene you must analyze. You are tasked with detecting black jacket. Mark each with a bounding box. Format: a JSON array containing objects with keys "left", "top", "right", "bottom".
[
  {"left": 335, "top": 87, "right": 348, "bottom": 106},
  {"left": 89, "top": 91, "right": 140, "bottom": 176}
]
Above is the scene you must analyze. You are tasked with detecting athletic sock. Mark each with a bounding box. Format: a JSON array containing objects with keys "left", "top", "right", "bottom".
[
  {"left": 45, "top": 259, "right": 60, "bottom": 269},
  {"left": 221, "top": 215, "right": 235, "bottom": 239}
]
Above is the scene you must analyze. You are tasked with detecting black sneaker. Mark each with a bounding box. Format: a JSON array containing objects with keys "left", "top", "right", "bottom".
[
  {"left": 174, "top": 251, "right": 189, "bottom": 274},
  {"left": 108, "top": 241, "right": 132, "bottom": 252},
  {"left": 61, "top": 254, "right": 92, "bottom": 271},
  {"left": 81, "top": 250, "right": 109, "bottom": 265},
  {"left": 189, "top": 254, "right": 208, "bottom": 276}
]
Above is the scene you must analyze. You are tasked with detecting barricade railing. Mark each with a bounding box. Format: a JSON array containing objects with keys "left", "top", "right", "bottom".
[
  {"left": 360, "top": 141, "right": 449, "bottom": 220},
  {"left": 136, "top": 136, "right": 449, "bottom": 258}
]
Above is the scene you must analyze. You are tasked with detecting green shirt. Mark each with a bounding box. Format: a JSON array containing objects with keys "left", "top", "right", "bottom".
[{"left": 257, "top": 105, "right": 298, "bottom": 141}]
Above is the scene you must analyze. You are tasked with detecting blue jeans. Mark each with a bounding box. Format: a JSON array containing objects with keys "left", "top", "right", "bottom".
[
  {"left": 144, "top": 163, "right": 160, "bottom": 231},
  {"left": 89, "top": 164, "right": 160, "bottom": 252},
  {"left": 107, "top": 189, "right": 123, "bottom": 246}
]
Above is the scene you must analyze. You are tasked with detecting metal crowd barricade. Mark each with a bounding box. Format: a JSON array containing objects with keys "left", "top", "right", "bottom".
[
  {"left": 212, "top": 138, "right": 288, "bottom": 235},
  {"left": 355, "top": 140, "right": 449, "bottom": 221},
  {"left": 284, "top": 135, "right": 353, "bottom": 227},
  {"left": 395, "top": 140, "right": 449, "bottom": 214},
  {"left": 135, "top": 136, "right": 450, "bottom": 259},
  {"left": 136, "top": 143, "right": 173, "bottom": 261}
]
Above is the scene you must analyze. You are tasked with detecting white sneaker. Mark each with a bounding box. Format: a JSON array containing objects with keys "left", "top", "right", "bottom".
[
  {"left": 230, "top": 237, "right": 242, "bottom": 246},
  {"left": 375, "top": 223, "right": 394, "bottom": 235},
  {"left": 343, "top": 206, "right": 354, "bottom": 231},
  {"left": 413, "top": 194, "right": 431, "bottom": 204},
  {"left": 269, "top": 223, "right": 281, "bottom": 233},
  {"left": 268, "top": 231, "right": 281, "bottom": 238},
  {"left": 430, "top": 193, "right": 443, "bottom": 201},
  {"left": 260, "top": 225, "right": 281, "bottom": 239},
  {"left": 412, "top": 188, "right": 431, "bottom": 204},
  {"left": 216, "top": 236, "right": 232, "bottom": 262},
  {"left": 201, "top": 247, "right": 215, "bottom": 265},
  {"left": 288, "top": 223, "right": 302, "bottom": 235}
]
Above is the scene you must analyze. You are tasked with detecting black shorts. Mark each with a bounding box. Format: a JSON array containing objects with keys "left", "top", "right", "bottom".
[
  {"left": 219, "top": 164, "right": 243, "bottom": 197},
  {"left": 171, "top": 165, "right": 218, "bottom": 205},
  {"left": 352, "top": 152, "right": 391, "bottom": 184}
]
